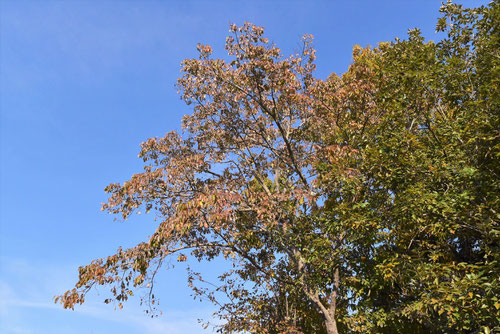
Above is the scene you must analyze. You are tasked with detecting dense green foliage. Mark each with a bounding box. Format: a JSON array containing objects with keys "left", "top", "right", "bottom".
[{"left": 313, "top": 2, "right": 499, "bottom": 332}]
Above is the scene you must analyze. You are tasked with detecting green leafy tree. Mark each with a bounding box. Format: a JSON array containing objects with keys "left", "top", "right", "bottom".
[
  {"left": 57, "top": 2, "right": 499, "bottom": 333},
  {"left": 313, "top": 1, "right": 499, "bottom": 332}
]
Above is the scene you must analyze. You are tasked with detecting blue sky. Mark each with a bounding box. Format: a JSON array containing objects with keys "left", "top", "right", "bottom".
[{"left": 0, "top": 1, "right": 486, "bottom": 333}]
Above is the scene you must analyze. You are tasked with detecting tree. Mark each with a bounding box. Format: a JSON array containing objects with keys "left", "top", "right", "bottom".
[
  {"left": 58, "top": 23, "right": 344, "bottom": 334},
  {"left": 312, "top": 1, "right": 499, "bottom": 332},
  {"left": 57, "top": 2, "right": 499, "bottom": 333}
]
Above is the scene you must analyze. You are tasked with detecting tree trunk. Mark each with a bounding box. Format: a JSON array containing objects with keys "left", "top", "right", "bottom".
[
  {"left": 324, "top": 268, "right": 340, "bottom": 334},
  {"left": 325, "top": 316, "right": 339, "bottom": 334},
  {"left": 296, "top": 253, "right": 340, "bottom": 334}
]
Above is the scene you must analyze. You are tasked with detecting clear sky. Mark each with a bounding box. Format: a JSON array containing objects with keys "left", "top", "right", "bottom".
[{"left": 0, "top": 1, "right": 486, "bottom": 333}]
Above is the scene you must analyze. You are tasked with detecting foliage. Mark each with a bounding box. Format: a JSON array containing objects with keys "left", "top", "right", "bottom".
[
  {"left": 313, "top": 1, "right": 499, "bottom": 332},
  {"left": 57, "top": 2, "right": 499, "bottom": 333}
]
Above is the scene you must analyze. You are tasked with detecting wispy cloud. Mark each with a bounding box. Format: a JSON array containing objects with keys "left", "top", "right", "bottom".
[{"left": 0, "top": 257, "right": 215, "bottom": 334}]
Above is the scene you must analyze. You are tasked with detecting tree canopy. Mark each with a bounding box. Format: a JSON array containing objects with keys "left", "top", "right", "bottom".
[{"left": 57, "top": 2, "right": 499, "bottom": 333}]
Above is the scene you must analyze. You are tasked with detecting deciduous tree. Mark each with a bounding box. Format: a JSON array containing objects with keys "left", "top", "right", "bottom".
[
  {"left": 58, "top": 22, "right": 345, "bottom": 334},
  {"left": 313, "top": 2, "right": 499, "bottom": 332}
]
